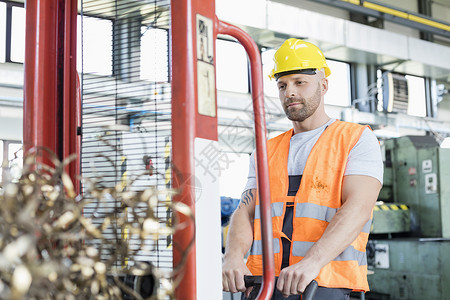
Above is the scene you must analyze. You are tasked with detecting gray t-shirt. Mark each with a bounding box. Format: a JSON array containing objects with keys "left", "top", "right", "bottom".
[{"left": 244, "top": 119, "right": 383, "bottom": 192}]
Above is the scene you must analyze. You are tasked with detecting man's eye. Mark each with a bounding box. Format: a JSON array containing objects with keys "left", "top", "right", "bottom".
[{"left": 278, "top": 85, "right": 285, "bottom": 90}]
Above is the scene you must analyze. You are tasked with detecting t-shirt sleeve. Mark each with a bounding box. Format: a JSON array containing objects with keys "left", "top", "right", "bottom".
[
  {"left": 345, "top": 127, "right": 384, "bottom": 185},
  {"left": 243, "top": 150, "right": 257, "bottom": 192}
]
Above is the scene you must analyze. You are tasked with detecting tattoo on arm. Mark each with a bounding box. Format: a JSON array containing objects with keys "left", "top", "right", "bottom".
[{"left": 239, "top": 189, "right": 255, "bottom": 208}]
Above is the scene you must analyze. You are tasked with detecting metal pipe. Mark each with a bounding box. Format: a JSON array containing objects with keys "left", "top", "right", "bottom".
[
  {"left": 24, "top": 0, "right": 79, "bottom": 190},
  {"left": 23, "top": 0, "right": 59, "bottom": 161},
  {"left": 217, "top": 18, "right": 275, "bottom": 300},
  {"left": 362, "top": 1, "right": 450, "bottom": 31},
  {"left": 314, "top": 0, "right": 450, "bottom": 38},
  {"left": 62, "top": 0, "right": 80, "bottom": 192},
  {"left": 170, "top": 0, "right": 197, "bottom": 299}
]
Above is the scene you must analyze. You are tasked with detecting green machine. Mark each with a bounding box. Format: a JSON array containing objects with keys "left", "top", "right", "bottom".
[{"left": 367, "top": 136, "right": 450, "bottom": 300}]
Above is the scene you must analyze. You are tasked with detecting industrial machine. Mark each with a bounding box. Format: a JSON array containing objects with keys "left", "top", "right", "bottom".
[{"left": 367, "top": 135, "right": 450, "bottom": 300}]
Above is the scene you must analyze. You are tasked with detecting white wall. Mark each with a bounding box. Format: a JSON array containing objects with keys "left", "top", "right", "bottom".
[{"left": 0, "top": 106, "right": 22, "bottom": 141}]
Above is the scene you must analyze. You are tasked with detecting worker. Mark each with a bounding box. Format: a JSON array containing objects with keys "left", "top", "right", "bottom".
[{"left": 222, "top": 38, "right": 383, "bottom": 300}]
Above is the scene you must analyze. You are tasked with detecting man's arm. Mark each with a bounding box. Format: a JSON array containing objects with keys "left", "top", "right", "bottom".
[
  {"left": 277, "top": 175, "right": 382, "bottom": 297},
  {"left": 222, "top": 188, "right": 256, "bottom": 294}
]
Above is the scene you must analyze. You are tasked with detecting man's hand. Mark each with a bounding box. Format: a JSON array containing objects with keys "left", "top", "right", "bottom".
[
  {"left": 222, "top": 256, "right": 253, "bottom": 297},
  {"left": 222, "top": 188, "right": 256, "bottom": 297},
  {"left": 276, "top": 258, "right": 320, "bottom": 298}
]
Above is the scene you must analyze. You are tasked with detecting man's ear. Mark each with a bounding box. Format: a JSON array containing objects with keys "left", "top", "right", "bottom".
[{"left": 321, "top": 77, "right": 328, "bottom": 95}]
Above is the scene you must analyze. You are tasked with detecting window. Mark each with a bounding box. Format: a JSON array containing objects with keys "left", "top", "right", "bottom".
[
  {"left": 215, "top": 39, "right": 249, "bottom": 93},
  {"left": 77, "top": 15, "right": 112, "bottom": 75},
  {"left": 10, "top": 6, "right": 25, "bottom": 63},
  {"left": 405, "top": 75, "right": 426, "bottom": 117},
  {"left": 0, "top": 1, "right": 25, "bottom": 64},
  {"left": 140, "top": 27, "right": 169, "bottom": 82},
  {"left": 324, "top": 60, "right": 351, "bottom": 107},
  {"left": 0, "top": 2, "right": 6, "bottom": 63},
  {"left": 262, "top": 49, "right": 278, "bottom": 98}
]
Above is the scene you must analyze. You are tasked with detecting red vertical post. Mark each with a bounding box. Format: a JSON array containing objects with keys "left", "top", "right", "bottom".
[
  {"left": 62, "top": 0, "right": 80, "bottom": 193},
  {"left": 171, "top": 0, "right": 218, "bottom": 298},
  {"left": 24, "top": 0, "right": 79, "bottom": 191},
  {"left": 171, "top": 0, "right": 273, "bottom": 298},
  {"left": 171, "top": 0, "right": 197, "bottom": 299},
  {"left": 23, "top": 1, "right": 59, "bottom": 161}
]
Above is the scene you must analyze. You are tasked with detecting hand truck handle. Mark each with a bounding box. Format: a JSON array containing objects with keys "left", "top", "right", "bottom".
[
  {"left": 217, "top": 18, "right": 274, "bottom": 300},
  {"left": 244, "top": 276, "right": 318, "bottom": 300}
]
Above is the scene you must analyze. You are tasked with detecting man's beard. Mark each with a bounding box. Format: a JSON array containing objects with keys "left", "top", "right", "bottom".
[{"left": 283, "top": 84, "right": 322, "bottom": 122}]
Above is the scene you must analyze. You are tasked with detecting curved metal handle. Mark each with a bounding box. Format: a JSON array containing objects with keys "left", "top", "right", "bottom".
[
  {"left": 216, "top": 18, "right": 275, "bottom": 300},
  {"left": 303, "top": 280, "right": 318, "bottom": 300},
  {"left": 244, "top": 276, "right": 318, "bottom": 300}
]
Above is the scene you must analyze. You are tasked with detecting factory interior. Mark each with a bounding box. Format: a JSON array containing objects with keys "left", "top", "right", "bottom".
[{"left": 0, "top": 0, "right": 449, "bottom": 299}]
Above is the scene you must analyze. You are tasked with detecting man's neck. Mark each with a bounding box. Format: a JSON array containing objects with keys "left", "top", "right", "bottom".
[{"left": 292, "top": 114, "right": 331, "bottom": 134}]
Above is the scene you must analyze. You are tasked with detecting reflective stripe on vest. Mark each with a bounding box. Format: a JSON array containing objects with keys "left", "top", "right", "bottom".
[
  {"left": 295, "top": 202, "right": 336, "bottom": 222},
  {"left": 250, "top": 238, "right": 281, "bottom": 255},
  {"left": 292, "top": 242, "right": 368, "bottom": 266},
  {"left": 254, "top": 202, "right": 284, "bottom": 219},
  {"left": 294, "top": 202, "right": 372, "bottom": 233}
]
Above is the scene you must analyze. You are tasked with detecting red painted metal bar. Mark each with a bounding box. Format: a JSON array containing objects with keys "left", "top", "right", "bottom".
[
  {"left": 170, "top": 0, "right": 197, "bottom": 299},
  {"left": 24, "top": 0, "right": 79, "bottom": 190},
  {"left": 216, "top": 19, "right": 275, "bottom": 300},
  {"left": 62, "top": 0, "right": 80, "bottom": 192},
  {"left": 24, "top": 1, "right": 59, "bottom": 160},
  {"left": 23, "top": 0, "right": 37, "bottom": 154}
]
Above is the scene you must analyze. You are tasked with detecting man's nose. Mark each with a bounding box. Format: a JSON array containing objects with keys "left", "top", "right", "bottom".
[{"left": 285, "top": 84, "right": 296, "bottom": 98}]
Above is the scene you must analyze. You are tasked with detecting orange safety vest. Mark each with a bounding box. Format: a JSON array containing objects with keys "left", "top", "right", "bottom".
[{"left": 246, "top": 120, "right": 372, "bottom": 291}]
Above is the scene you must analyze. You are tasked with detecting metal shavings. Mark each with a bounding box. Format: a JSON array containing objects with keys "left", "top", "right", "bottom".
[
  {"left": 0, "top": 146, "right": 194, "bottom": 299},
  {"left": 12, "top": 265, "right": 32, "bottom": 295}
]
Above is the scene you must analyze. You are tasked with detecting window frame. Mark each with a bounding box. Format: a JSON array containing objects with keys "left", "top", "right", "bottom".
[
  {"left": 215, "top": 38, "right": 250, "bottom": 94},
  {"left": 0, "top": 0, "right": 24, "bottom": 64}
]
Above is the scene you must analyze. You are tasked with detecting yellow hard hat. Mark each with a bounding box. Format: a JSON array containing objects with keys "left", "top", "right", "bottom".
[{"left": 270, "top": 38, "right": 331, "bottom": 80}]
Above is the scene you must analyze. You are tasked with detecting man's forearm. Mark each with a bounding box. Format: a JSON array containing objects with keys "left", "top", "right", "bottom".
[
  {"left": 302, "top": 200, "right": 371, "bottom": 268},
  {"left": 303, "top": 175, "right": 381, "bottom": 268},
  {"left": 224, "top": 189, "right": 256, "bottom": 259},
  {"left": 224, "top": 209, "right": 254, "bottom": 259}
]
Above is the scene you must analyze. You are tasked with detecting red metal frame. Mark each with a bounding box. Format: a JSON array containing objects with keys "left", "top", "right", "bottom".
[
  {"left": 24, "top": 1, "right": 273, "bottom": 298},
  {"left": 62, "top": 0, "right": 80, "bottom": 193},
  {"left": 171, "top": 0, "right": 198, "bottom": 298},
  {"left": 171, "top": 0, "right": 274, "bottom": 298},
  {"left": 217, "top": 19, "right": 275, "bottom": 300},
  {"left": 24, "top": 1, "right": 59, "bottom": 161},
  {"left": 24, "top": 0, "right": 79, "bottom": 191}
]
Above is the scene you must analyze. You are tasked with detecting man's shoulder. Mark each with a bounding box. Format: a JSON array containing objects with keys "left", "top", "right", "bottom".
[
  {"left": 332, "top": 120, "right": 367, "bottom": 130},
  {"left": 267, "top": 129, "right": 293, "bottom": 144},
  {"left": 324, "top": 121, "right": 373, "bottom": 149},
  {"left": 328, "top": 121, "right": 371, "bottom": 140}
]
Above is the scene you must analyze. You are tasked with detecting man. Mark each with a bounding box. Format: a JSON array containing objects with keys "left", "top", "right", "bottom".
[{"left": 222, "top": 38, "right": 383, "bottom": 300}]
